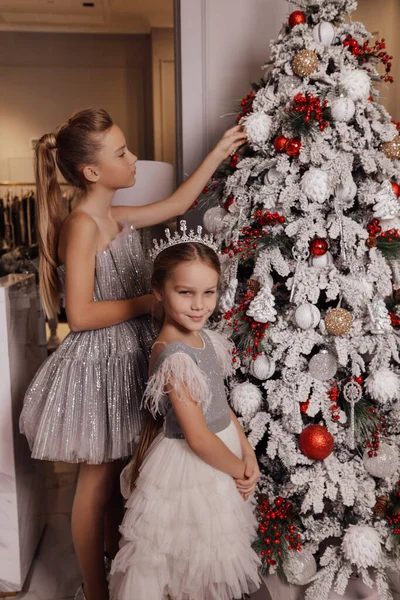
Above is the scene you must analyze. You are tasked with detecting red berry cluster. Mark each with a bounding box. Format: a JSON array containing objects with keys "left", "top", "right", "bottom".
[
  {"left": 230, "top": 153, "right": 239, "bottom": 168},
  {"left": 223, "top": 226, "right": 266, "bottom": 260},
  {"left": 257, "top": 495, "right": 302, "bottom": 567},
  {"left": 223, "top": 291, "right": 269, "bottom": 359},
  {"left": 367, "top": 218, "right": 382, "bottom": 237},
  {"left": 253, "top": 210, "right": 285, "bottom": 227},
  {"left": 385, "top": 481, "right": 400, "bottom": 535},
  {"left": 286, "top": 92, "right": 329, "bottom": 131},
  {"left": 328, "top": 383, "right": 340, "bottom": 422},
  {"left": 237, "top": 89, "right": 256, "bottom": 123},
  {"left": 343, "top": 36, "right": 394, "bottom": 83},
  {"left": 389, "top": 312, "right": 400, "bottom": 328},
  {"left": 380, "top": 229, "right": 400, "bottom": 242},
  {"left": 365, "top": 407, "right": 388, "bottom": 456}
]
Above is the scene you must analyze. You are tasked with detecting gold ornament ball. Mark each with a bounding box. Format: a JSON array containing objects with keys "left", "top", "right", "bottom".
[
  {"left": 292, "top": 49, "right": 319, "bottom": 78},
  {"left": 325, "top": 308, "right": 353, "bottom": 336},
  {"left": 381, "top": 136, "right": 400, "bottom": 160}
]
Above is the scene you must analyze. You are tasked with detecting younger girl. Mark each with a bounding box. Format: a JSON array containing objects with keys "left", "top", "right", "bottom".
[
  {"left": 110, "top": 224, "right": 261, "bottom": 600},
  {"left": 19, "top": 108, "right": 246, "bottom": 600}
]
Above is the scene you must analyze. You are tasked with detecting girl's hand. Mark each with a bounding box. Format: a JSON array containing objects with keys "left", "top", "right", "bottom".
[
  {"left": 234, "top": 453, "right": 260, "bottom": 499},
  {"left": 212, "top": 125, "right": 247, "bottom": 161}
]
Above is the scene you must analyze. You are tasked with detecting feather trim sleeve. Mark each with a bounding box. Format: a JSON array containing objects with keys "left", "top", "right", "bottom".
[
  {"left": 204, "top": 329, "right": 236, "bottom": 378},
  {"left": 142, "top": 352, "right": 212, "bottom": 417}
]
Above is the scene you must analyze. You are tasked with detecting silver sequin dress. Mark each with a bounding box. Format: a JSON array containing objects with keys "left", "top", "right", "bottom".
[{"left": 20, "top": 222, "right": 158, "bottom": 464}]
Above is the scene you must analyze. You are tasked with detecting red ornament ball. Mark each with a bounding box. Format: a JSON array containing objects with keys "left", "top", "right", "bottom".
[
  {"left": 286, "top": 138, "right": 302, "bottom": 157},
  {"left": 299, "top": 424, "right": 334, "bottom": 460},
  {"left": 391, "top": 181, "right": 400, "bottom": 198},
  {"left": 274, "top": 135, "right": 288, "bottom": 153},
  {"left": 310, "top": 238, "right": 328, "bottom": 257},
  {"left": 289, "top": 10, "right": 307, "bottom": 29}
]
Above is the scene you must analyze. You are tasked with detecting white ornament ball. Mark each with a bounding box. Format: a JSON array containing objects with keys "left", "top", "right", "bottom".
[
  {"left": 295, "top": 303, "right": 321, "bottom": 330},
  {"left": 339, "top": 70, "right": 371, "bottom": 102},
  {"left": 250, "top": 354, "right": 276, "bottom": 380},
  {"left": 342, "top": 525, "right": 382, "bottom": 568},
  {"left": 309, "top": 349, "right": 338, "bottom": 381},
  {"left": 363, "top": 443, "right": 399, "bottom": 478},
  {"left": 331, "top": 97, "right": 356, "bottom": 122},
  {"left": 335, "top": 178, "right": 357, "bottom": 202},
  {"left": 301, "top": 167, "right": 330, "bottom": 203},
  {"left": 203, "top": 206, "right": 227, "bottom": 234},
  {"left": 243, "top": 112, "right": 273, "bottom": 146},
  {"left": 285, "top": 550, "right": 317, "bottom": 586},
  {"left": 230, "top": 382, "right": 263, "bottom": 424},
  {"left": 310, "top": 251, "right": 334, "bottom": 269},
  {"left": 312, "top": 21, "right": 336, "bottom": 47},
  {"left": 278, "top": 75, "right": 303, "bottom": 97},
  {"left": 365, "top": 368, "right": 400, "bottom": 403},
  {"left": 264, "top": 167, "right": 281, "bottom": 185}
]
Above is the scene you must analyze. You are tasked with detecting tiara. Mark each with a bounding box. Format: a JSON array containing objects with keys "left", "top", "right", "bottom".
[{"left": 150, "top": 220, "right": 219, "bottom": 261}]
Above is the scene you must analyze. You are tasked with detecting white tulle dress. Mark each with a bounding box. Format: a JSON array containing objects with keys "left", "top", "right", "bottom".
[{"left": 110, "top": 329, "right": 261, "bottom": 600}]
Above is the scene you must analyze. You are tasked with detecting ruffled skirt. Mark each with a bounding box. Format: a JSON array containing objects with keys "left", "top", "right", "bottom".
[
  {"left": 110, "top": 421, "right": 261, "bottom": 600},
  {"left": 19, "top": 315, "right": 157, "bottom": 464}
]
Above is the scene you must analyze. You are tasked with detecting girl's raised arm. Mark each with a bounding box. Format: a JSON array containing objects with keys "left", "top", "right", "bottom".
[
  {"left": 112, "top": 125, "right": 247, "bottom": 229},
  {"left": 61, "top": 213, "right": 155, "bottom": 331}
]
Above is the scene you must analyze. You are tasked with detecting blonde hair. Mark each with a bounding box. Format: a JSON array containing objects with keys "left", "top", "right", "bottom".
[{"left": 35, "top": 108, "right": 113, "bottom": 319}]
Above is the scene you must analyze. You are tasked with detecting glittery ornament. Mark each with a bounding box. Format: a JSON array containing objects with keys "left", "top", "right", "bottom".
[
  {"left": 250, "top": 354, "right": 276, "bottom": 380},
  {"left": 292, "top": 50, "right": 319, "bottom": 78},
  {"left": 331, "top": 96, "right": 355, "bottom": 122},
  {"left": 299, "top": 424, "right": 334, "bottom": 460},
  {"left": 203, "top": 206, "right": 227, "bottom": 234},
  {"left": 312, "top": 21, "right": 336, "bottom": 46},
  {"left": 288, "top": 10, "right": 307, "bottom": 28},
  {"left": 294, "top": 303, "right": 321, "bottom": 330},
  {"left": 285, "top": 549, "right": 317, "bottom": 585},
  {"left": 274, "top": 135, "right": 288, "bottom": 153},
  {"left": 342, "top": 525, "right": 382, "bottom": 568},
  {"left": 325, "top": 308, "right": 353, "bottom": 336},
  {"left": 286, "top": 138, "right": 302, "bottom": 157},
  {"left": 309, "top": 349, "right": 338, "bottom": 380},
  {"left": 264, "top": 167, "right": 281, "bottom": 185},
  {"left": 278, "top": 75, "right": 302, "bottom": 97},
  {"left": 310, "top": 238, "right": 328, "bottom": 257},
  {"left": 392, "top": 181, "right": 400, "bottom": 197},
  {"left": 381, "top": 136, "right": 400, "bottom": 160},
  {"left": 363, "top": 443, "right": 399, "bottom": 478}
]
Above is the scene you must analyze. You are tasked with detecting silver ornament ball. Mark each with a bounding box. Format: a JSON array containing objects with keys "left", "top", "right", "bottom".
[
  {"left": 309, "top": 349, "right": 338, "bottom": 381},
  {"left": 285, "top": 549, "right": 317, "bottom": 586},
  {"left": 250, "top": 354, "right": 276, "bottom": 380},
  {"left": 363, "top": 443, "right": 399, "bottom": 478},
  {"left": 203, "top": 206, "right": 227, "bottom": 234}
]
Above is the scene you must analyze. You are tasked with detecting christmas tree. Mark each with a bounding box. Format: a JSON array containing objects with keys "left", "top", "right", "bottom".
[{"left": 199, "top": 0, "right": 400, "bottom": 598}]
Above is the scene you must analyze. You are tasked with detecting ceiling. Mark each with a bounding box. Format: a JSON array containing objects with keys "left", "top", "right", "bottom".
[{"left": 0, "top": 0, "right": 174, "bottom": 33}]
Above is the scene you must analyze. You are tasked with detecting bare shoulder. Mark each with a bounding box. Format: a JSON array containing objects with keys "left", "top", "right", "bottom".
[
  {"left": 58, "top": 211, "right": 100, "bottom": 264},
  {"left": 111, "top": 205, "right": 136, "bottom": 223}
]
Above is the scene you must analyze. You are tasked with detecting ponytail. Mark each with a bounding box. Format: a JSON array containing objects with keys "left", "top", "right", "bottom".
[
  {"left": 129, "top": 411, "right": 163, "bottom": 491},
  {"left": 34, "top": 108, "right": 114, "bottom": 320},
  {"left": 35, "top": 133, "right": 64, "bottom": 320}
]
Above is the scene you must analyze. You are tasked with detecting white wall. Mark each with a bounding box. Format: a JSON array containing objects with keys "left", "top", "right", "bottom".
[
  {"left": 0, "top": 32, "right": 154, "bottom": 182},
  {"left": 177, "top": 0, "right": 288, "bottom": 182}
]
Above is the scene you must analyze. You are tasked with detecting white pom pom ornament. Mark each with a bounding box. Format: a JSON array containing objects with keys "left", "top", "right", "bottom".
[
  {"left": 301, "top": 168, "right": 330, "bottom": 203},
  {"left": 312, "top": 21, "right": 336, "bottom": 47},
  {"left": 363, "top": 443, "right": 399, "bottom": 478},
  {"left": 230, "top": 382, "right": 263, "bottom": 424},
  {"left": 339, "top": 70, "right": 371, "bottom": 102},
  {"left": 203, "top": 206, "right": 227, "bottom": 234},
  {"left": 243, "top": 112, "right": 273, "bottom": 146},
  {"left": 342, "top": 525, "right": 382, "bottom": 568},
  {"left": 331, "top": 97, "right": 355, "bottom": 122},
  {"left": 294, "top": 303, "right": 321, "bottom": 330},
  {"left": 249, "top": 354, "right": 276, "bottom": 380},
  {"left": 365, "top": 368, "right": 400, "bottom": 403}
]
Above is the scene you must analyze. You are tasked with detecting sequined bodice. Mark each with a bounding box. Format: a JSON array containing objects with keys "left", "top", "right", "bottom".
[
  {"left": 152, "top": 332, "right": 232, "bottom": 439},
  {"left": 58, "top": 222, "right": 152, "bottom": 301}
]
